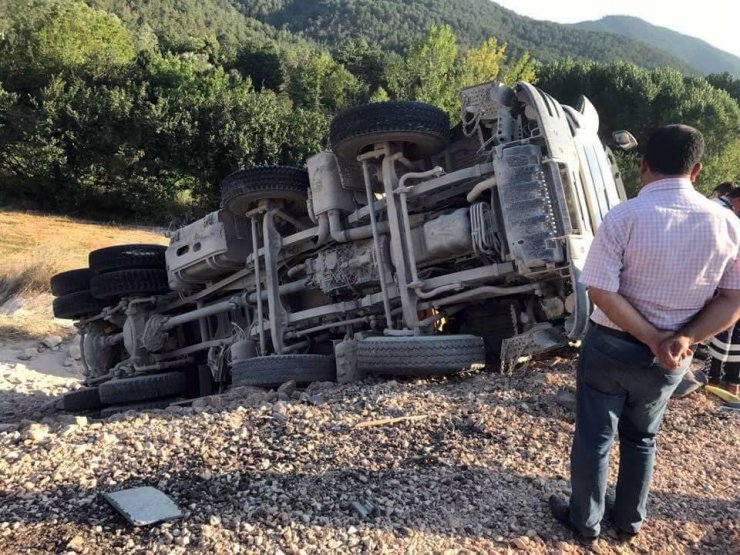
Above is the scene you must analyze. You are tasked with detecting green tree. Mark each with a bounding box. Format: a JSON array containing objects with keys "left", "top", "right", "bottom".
[
  {"left": 701, "top": 138, "right": 740, "bottom": 188},
  {"left": 0, "top": 0, "right": 135, "bottom": 90},
  {"left": 386, "top": 24, "right": 459, "bottom": 115},
  {"left": 284, "top": 48, "right": 365, "bottom": 113},
  {"left": 233, "top": 43, "right": 284, "bottom": 91},
  {"left": 460, "top": 37, "right": 537, "bottom": 88},
  {"left": 538, "top": 59, "right": 740, "bottom": 195},
  {"left": 335, "top": 37, "right": 387, "bottom": 91},
  {"left": 706, "top": 72, "right": 740, "bottom": 103},
  {"left": 0, "top": 77, "right": 74, "bottom": 211},
  {"left": 459, "top": 37, "right": 508, "bottom": 88},
  {"left": 499, "top": 51, "right": 537, "bottom": 85}
]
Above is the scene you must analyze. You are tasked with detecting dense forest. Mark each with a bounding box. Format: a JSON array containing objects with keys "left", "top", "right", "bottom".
[
  {"left": 233, "top": 0, "right": 695, "bottom": 71},
  {"left": 0, "top": 0, "right": 739, "bottom": 223}
]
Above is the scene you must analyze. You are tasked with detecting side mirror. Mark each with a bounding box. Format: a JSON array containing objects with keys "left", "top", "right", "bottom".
[{"left": 611, "top": 130, "right": 638, "bottom": 151}]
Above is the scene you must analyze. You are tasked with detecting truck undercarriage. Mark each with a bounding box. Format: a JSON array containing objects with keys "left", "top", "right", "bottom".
[{"left": 49, "top": 80, "right": 630, "bottom": 414}]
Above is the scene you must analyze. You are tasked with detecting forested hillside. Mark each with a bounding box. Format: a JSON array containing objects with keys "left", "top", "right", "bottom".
[
  {"left": 233, "top": 0, "right": 694, "bottom": 71},
  {"left": 0, "top": 0, "right": 738, "bottom": 223},
  {"left": 575, "top": 16, "right": 740, "bottom": 77}
]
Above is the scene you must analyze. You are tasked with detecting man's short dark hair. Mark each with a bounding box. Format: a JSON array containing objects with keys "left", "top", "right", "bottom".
[
  {"left": 644, "top": 124, "right": 704, "bottom": 176},
  {"left": 713, "top": 182, "right": 735, "bottom": 196},
  {"left": 727, "top": 187, "right": 740, "bottom": 199}
]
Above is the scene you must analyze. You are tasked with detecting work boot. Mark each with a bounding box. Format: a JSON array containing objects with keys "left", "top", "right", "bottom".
[
  {"left": 603, "top": 494, "right": 641, "bottom": 538},
  {"left": 548, "top": 495, "right": 599, "bottom": 540}
]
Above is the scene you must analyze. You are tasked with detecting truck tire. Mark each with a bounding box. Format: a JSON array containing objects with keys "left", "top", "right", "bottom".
[
  {"left": 89, "top": 244, "right": 166, "bottom": 274},
  {"left": 231, "top": 354, "right": 336, "bottom": 388},
  {"left": 100, "top": 398, "right": 177, "bottom": 418},
  {"left": 62, "top": 387, "right": 102, "bottom": 412},
  {"left": 357, "top": 335, "right": 485, "bottom": 377},
  {"left": 330, "top": 101, "right": 449, "bottom": 160},
  {"left": 221, "top": 166, "right": 309, "bottom": 217},
  {"left": 90, "top": 268, "right": 170, "bottom": 300},
  {"left": 98, "top": 372, "right": 187, "bottom": 405},
  {"left": 52, "top": 291, "right": 107, "bottom": 320},
  {"left": 50, "top": 268, "right": 93, "bottom": 296}
]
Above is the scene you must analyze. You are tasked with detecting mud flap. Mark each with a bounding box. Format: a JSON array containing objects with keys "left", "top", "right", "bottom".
[
  {"left": 499, "top": 323, "right": 568, "bottom": 363},
  {"left": 565, "top": 234, "right": 593, "bottom": 340}
]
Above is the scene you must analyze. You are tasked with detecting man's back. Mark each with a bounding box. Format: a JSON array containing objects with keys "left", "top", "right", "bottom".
[
  {"left": 583, "top": 178, "right": 740, "bottom": 331},
  {"left": 553, "top": 124, "right": 740, "bottom": 540}
]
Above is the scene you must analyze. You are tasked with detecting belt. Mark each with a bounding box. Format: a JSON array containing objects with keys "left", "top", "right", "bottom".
[{"left": 592, "top": 322, "right": 645, "bottom": 346}]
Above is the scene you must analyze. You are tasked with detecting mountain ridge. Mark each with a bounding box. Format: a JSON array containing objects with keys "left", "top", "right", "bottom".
[
  {"left": 229, "top": 0, "right": 694, "bottom": 72},
  {"left": 573, "top": 15, "right": 740, "bottom": 76}
]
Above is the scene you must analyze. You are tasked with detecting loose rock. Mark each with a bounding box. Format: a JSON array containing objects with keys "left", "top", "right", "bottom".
[
  {"left": 42, "top": 335, "right": 63, "bottom": 349},
  {"left": 277, "top": 380, "right": 297, "bottom": 399},
  {"left": 22, "top": 422, "right": 50, "bottom": 442},
  {"left": 17, "top": 348, "right": 38, "bottom": 361},
  {"left": 66, "top": 535, "right": 85, "bottom": 552},
  {"left": 68, "top": 344, "right": 82, "bottom": 360}
]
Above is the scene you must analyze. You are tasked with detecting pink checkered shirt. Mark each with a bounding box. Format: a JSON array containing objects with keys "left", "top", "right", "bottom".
[{"left": 581, "top": 178, "right": 740, "bottom": 332}]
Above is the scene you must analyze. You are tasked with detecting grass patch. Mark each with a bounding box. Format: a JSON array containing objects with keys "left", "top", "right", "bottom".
[
  {"left": 0, "top": 246, "right": 67, "bottom": 306},
  {"left": 0, "top": 210, "right": 168, "bottom": 341},
  {"left": 0, "top": 309, "right": 65, "bottom": 341}
]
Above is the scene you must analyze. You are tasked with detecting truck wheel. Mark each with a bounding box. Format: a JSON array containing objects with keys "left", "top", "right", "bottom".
[
  {"left": 221, "top": 166, "right": 309, "bottom": 217},
  {"left": 100, "top": 398, "right": 178, "bottom": 418},
  {"left": 50, "top": 268, "right": 93, "bottom": 296},
  {"left": 89, "top": 244, "right": 166, "bottom": 274},
  {"left": 52, "top": 291, "right": 107, "bottom": 320},
  {"left": 231, "top": 354, "right": 336, "bottom": 388},
  {"left": 62, "top": 387, "right": 102, "bottom": 412},
  {"left": 90, "top": 269, "right": 170, "bottom": 300},
  {"left": 98, "top": 372, "right": 187, "bottom": 405},
  {"left": 330, "top": 101, "right": 449, "bottom": 160},
  {"left": 356, "top": 335, "right": 485, "bottom": 377}
]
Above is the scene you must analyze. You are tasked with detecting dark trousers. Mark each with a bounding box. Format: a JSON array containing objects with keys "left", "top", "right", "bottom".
[
  {"left": 707, "top": 322, "right": 740, "bottom": 385},
  {"left": 568, "top": 326, "right": 689, "bottom": 537}
]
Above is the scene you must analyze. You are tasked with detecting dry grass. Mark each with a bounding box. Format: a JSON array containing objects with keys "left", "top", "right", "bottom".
[{"left": 0, "top": 210, "right": 168, "bottom": 340}]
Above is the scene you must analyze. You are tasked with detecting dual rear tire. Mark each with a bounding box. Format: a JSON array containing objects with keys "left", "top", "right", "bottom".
[
  {"left": 88, "top": 244, "right": 169, "bottom": 301},
  {"left": 50, "top": 270, "right": 105, "bottom": 320},
  {"left": 50, "top": 244, "right": 169, "bottom": 318}
]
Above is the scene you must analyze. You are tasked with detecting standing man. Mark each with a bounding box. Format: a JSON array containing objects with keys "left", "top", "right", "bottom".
[
  {"left": 725, "top": 186, "right": 740, "bottom": 215},
  {"left": 706, "top": 186, "right": 740, "bottom": 395},
  {"left": 709, "top": 181, "right": 734, "bottom": 204},
  {"left": 549, "top": 125, "right": 740, "bottom": 539}
]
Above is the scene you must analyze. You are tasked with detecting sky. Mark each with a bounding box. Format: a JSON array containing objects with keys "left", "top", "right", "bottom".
[{"left": 492, "top": 0, "right": 740, "bottom": 58}]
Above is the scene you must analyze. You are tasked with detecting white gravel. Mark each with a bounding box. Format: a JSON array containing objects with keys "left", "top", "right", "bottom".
[{"left": 0, "top": 349, "right": 738, "bottom": 554}]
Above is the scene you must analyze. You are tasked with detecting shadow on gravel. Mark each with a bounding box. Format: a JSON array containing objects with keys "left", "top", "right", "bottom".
[
  {"left": 0, "top": 389, "right": 61, "bottom": 422},
  {"left": 0, "top": 465, "right": 735, "bottom": 553}
]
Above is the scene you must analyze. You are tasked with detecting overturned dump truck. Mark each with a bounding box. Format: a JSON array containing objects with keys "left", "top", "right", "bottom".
[{"left": 49, "top": 80, "right": 633, "bottom": 414}]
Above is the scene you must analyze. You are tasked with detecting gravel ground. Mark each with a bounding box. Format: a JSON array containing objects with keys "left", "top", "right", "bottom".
[{"left": 0, "top": 350, "right": 738, "bottom": 554}]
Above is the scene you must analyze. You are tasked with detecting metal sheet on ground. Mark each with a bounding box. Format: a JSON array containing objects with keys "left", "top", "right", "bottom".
[{"left": 103, "top": 486, "right": 183, "bottom": 526}]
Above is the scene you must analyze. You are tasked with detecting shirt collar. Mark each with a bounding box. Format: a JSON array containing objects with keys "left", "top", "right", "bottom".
[{"left": 638, "top": 177, "right": 694, "bottom": 196}]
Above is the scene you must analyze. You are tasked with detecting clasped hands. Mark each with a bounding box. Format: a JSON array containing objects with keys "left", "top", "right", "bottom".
[{"left": 648, "top": 330, "right": 694, "bottom": 371}]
